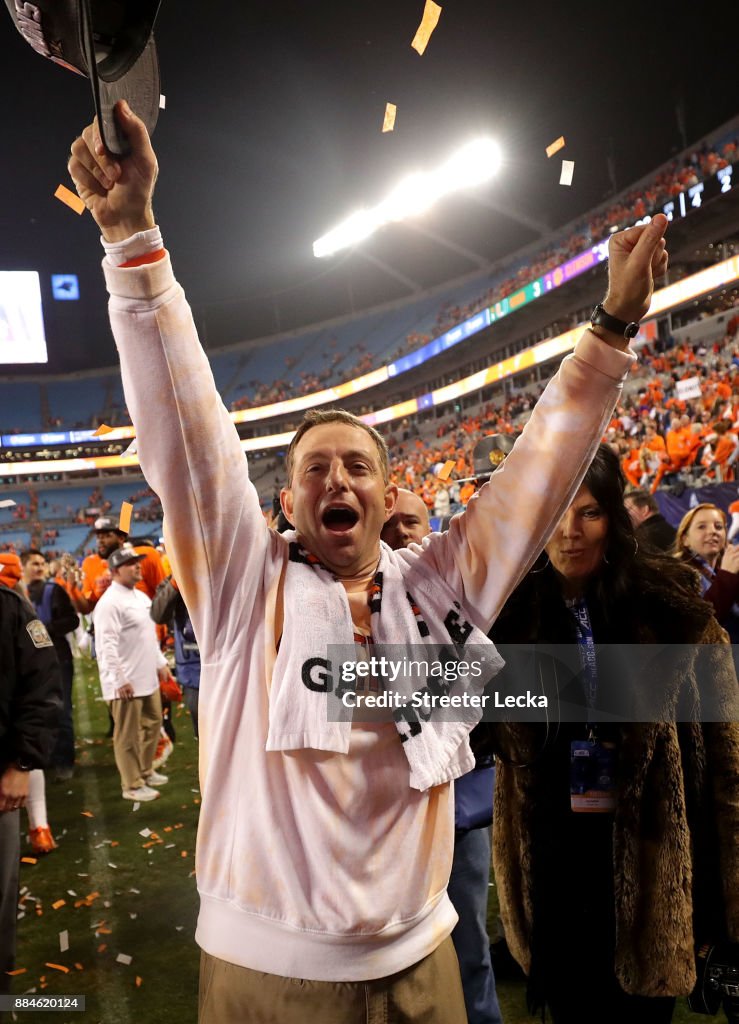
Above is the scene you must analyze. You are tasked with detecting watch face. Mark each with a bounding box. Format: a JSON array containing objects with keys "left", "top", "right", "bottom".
[{"left": 625, "top": 322, "right": 640, "bottom": 339}]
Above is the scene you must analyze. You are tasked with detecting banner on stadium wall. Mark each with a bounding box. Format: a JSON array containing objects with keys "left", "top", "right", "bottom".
[{"left": 655, "top": 482, "right": 739, "bottom": 529}]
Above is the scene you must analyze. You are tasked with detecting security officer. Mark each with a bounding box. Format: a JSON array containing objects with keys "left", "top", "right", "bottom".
[{"left": 0, "top": 586, "right": 61, "bottom": 994}]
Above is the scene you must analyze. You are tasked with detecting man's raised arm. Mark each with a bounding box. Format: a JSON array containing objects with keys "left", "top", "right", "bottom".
[
  {"left": 414, "top": 215, "right": 670, "bottom": 631},
  {"left": 68, "top": 104, "right": 270, "bottom": 653}
]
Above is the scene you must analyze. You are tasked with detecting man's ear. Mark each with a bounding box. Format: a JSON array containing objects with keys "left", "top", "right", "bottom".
[
  {"left": 384, "top": 484, "right": 398, "bottom": 521},
  {"left": 280, "top": 487, "right": 293, "bottom": 522}
]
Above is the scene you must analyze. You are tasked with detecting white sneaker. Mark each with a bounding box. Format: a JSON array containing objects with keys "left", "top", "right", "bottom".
[
  {"left": 144, "top": 770, "right": 169, "bottom": 787},
  {"left": 122, "top": 785, "right": 160, "bottom": 802}
]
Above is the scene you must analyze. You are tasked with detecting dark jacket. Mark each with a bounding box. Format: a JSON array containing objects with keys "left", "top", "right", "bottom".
[
  {"left": 0, "top": 587, "right": 62, "bottom": 771},
  {"left": 27, "top": 579, "right": 79, "bottom": 663},
  {"left": 150, "top": 577, "right": 201, "bottom": 689},
  {"left": 636, "top": 512, "right": 676, "bottom": 552},
  {"left": 487, "top": 563, "right": 739, "bottom": 998}
]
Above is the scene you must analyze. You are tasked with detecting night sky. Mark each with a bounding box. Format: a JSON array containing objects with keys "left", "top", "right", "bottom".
[{"left": 1, "top": 0, "right": 737, "bottom": 371}]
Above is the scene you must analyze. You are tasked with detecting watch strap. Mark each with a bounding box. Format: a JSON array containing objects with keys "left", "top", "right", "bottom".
[{"left": 591, "top": 303, "right": 640, "bottom": 340}]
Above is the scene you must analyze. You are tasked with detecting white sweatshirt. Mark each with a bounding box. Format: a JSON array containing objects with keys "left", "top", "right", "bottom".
[
  {"left": 103, "top": 247, "right": 633, "bottom": 981},
  {"left": 94, "top": 581, "right": 166, "bottom": 700}
]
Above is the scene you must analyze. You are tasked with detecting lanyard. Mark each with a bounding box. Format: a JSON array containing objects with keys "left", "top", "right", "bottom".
[{"left": 566, "top": 597, "right": 598, "bottom": 721}]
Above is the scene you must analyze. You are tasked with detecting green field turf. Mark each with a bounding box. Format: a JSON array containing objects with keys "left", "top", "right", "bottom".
[{"left": 10, "top": 655, "right": 713, "bottom": 1023}]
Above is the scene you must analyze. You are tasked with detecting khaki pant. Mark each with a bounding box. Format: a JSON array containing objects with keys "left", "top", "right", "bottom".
[
  {"left": 199, "top": 936, "right": 467, "bottom": 1024},
  {"left": 109, "top": 689, "right": 162, "bottom": 791}
]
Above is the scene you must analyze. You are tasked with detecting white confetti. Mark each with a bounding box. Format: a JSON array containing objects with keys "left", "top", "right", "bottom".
[
  {"left": 116, "top": 953, "right": 133, "bottom": 966},
  {"left": 159, "top": 94, "right": 166, "bottom": 109},
  {"left": 139, "top": 828, "right": 151, "bottom": 838},
  {"left": 132, "top": 803, "right": 140, "bottom": 812},
  {"left": 59, "top": 930, "right": 69, "bottom": 953},
  {"left": 559, "top": 159, "right": 575, "bottom": 186}
]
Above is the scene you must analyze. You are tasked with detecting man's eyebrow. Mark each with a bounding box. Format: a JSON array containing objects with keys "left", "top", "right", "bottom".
[{"left": 297, "top": 448, "right": 377, "bottom": 464}]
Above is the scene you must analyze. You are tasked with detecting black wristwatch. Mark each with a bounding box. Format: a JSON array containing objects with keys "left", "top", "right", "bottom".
[{"left": 590, "top": 302, "right": 640, "bottom": 340}]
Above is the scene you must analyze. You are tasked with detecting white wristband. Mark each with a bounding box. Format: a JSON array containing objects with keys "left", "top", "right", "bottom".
[{"left": 101, "top": 226, "right": 164, "bottom": 267}]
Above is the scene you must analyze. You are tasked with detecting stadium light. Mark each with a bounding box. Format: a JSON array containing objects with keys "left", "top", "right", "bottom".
[{"left": 313, "top": 137, "right": 502, "bottom": 258}]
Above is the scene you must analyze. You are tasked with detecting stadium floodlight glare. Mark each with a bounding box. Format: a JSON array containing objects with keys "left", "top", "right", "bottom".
[{"left": 313, "top": 136, "right": 502, "bottom": 258}]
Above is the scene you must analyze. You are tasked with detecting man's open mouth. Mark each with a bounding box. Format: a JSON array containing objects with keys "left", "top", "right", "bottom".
[{"left": 322, "top": 506, "right": 359, "bottom": 533}]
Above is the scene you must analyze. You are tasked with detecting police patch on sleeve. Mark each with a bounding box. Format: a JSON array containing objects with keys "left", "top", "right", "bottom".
[{"left": 27, "top": 619, "right": 53, "bottom": 649}]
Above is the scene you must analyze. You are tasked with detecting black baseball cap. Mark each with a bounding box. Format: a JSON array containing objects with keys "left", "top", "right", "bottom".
[
  {"left": 94, "top": 516, "right": 127, "bottom": 536},
  {"left": 4, "top": 0, "right": 162, "bottom": 156},
  {"left": 108, "top": 543, "right": 145, "bottom": 571},
  {"left": 456, "top": 434, "right": 518, "bottom": 484}
]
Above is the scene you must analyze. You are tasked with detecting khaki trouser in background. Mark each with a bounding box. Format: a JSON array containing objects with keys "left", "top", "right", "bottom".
[
  {"left": 109, "top": 689, "right": 162, "bottom": 791},
  {"left": 199, "top": 935, "right": 467, "bottom": 1024}
]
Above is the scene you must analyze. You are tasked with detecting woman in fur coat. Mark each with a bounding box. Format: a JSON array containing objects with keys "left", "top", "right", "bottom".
[{"left": 486, "top": 444, "right": 739, "bottom": 1024}]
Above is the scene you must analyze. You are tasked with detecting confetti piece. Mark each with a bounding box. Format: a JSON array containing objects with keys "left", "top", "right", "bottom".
[
  {"left": 54, "top": 184, "right": 85, "bottom": 216},
  {"left": 74, "top": 963, "right": 84, "bottom": 971},
  {"left": 6, "top": 968, "right": 27, "bottom": 976},
  {"left": 97, "top": 944, "right": 107, "bottom": 953},
  {"left": 21, "top": 857, "right": 37, "bottom": 865},
  {"left": 382, "top": 103, "right": 397, "bottom": 133},
  {"left": 411, "top": 0, "right": 442, "bottom": 55},
  {"left": 136, "top": 976, "right": 143, "bottom": 987},
  {"left": 159, "top": 94, "right": 166, "bottom": 109},
  {"left": 116, "top": 953, "right": 133, "bottom": 966},
  {"left": 546, "top": 135, "right": 566, "bottom": 158},
  {"left": 92, "top": 425, "right": 114, "bottom": 437},
  {"left": 139, "top": 828, "right": 151, "bottom": 838},
  {"left": 132, "top": 802, "right": 140, "bottom": 812},
  {"left": 45, "top": 963, "right": 70, "bottom": 974},
  {"left": 110, "top": 841, "right": 119, "bottom": 848},
  {"left": 118, "top": 501, "right": 133, "bottom": 533},
  {"left": 81, "top": 811, "right": 94, "bottom": 818},
  {"left": 108, "top": 863, "right": 118, "bottom": 870},
  {"left": 52, "top": 900, "right": 66, "bottom": 910},
  {"left": 181, "top": 851, "right": 188, "bottom": 858},
  {"left": 437, "top": 460, "right": 455, "bottom": 482},
  {"left": 559, "top": 160, "right": 575, "bottom": 186},
  {"left": 129, "top": 888, "right": 140, "bottom": 895},
  {"left": 66, "top": 890, "right": 77, "bottom": 897},
  {"left": 0, "top": 499, "right": 16, "bottom": 508},
  {"left": 59, "top": 931, "right": 69, "bottom": 953}
]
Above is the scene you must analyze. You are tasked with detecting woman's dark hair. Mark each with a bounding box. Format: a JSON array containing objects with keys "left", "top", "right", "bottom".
[{"left": 516, "top": 443, "right": 705, "bottom": 633}]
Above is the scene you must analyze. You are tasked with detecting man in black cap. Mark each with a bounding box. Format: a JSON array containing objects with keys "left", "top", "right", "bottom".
[
  {"left": 0, "top": 584, "right": 61, "bottom": 992},
  {"left": 94, "top": 543, "right": 174, "bottom": 801}
]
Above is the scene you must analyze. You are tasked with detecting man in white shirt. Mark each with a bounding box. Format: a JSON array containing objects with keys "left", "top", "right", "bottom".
[{"left": 94, "top": 543, "right": 174, "bottom": 801}]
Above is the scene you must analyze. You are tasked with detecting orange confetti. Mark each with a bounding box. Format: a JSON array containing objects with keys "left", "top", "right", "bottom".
[
  {"left": 81, "top": 811, "right": 94, "bottom": 818},
  {"left": 92, "top": 425, "right": 114, "bottom": 437},
  {"left": 74, "top": 963, "right": 84, "bottom": 971},
  {"left": 119, "top": 501, "right": 133, "bottom": 534},
  {"left": 21, "top": 857, "right": 37, "bottom": 865},
  {"left": 163, "top": 826, "right": 173, "bottom": 833},
  {"left": 110, "top": 841, "right": 119, "bottom": 847},
  {"left": 135, "top": 976, "right": 143, "bottom": 988},
  {"left": 437, "top": 460, "right": 455, "bottom": 482},
  {"left": 52, "top": 899, "right": 66, "bottom": 910},
  {"left": 6, "top": 968, "right": 27, "bottom": 976},
  {"left": 97, "top": 927, "right": 112, "bottom": 935},
  {"left": 97, "top": 944, "right": 107, "bottom": 953},
  {"left": 46, "top": 963, "right": 70, "bottom": 974},
  {"left": 181, "top": 851, "right": 188, "bottom": 858},
  {"left": 546, "top": 135, "right": 566, "bottom": 158},
  {"left": 382, "top": 103, "right": 397, "bottom": 133},
  {"left": 54, "top": 183, "right": 85, "bottom": 216},
  {"left": 410, "top": 0, "right": 442, "bottom": 55}
]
